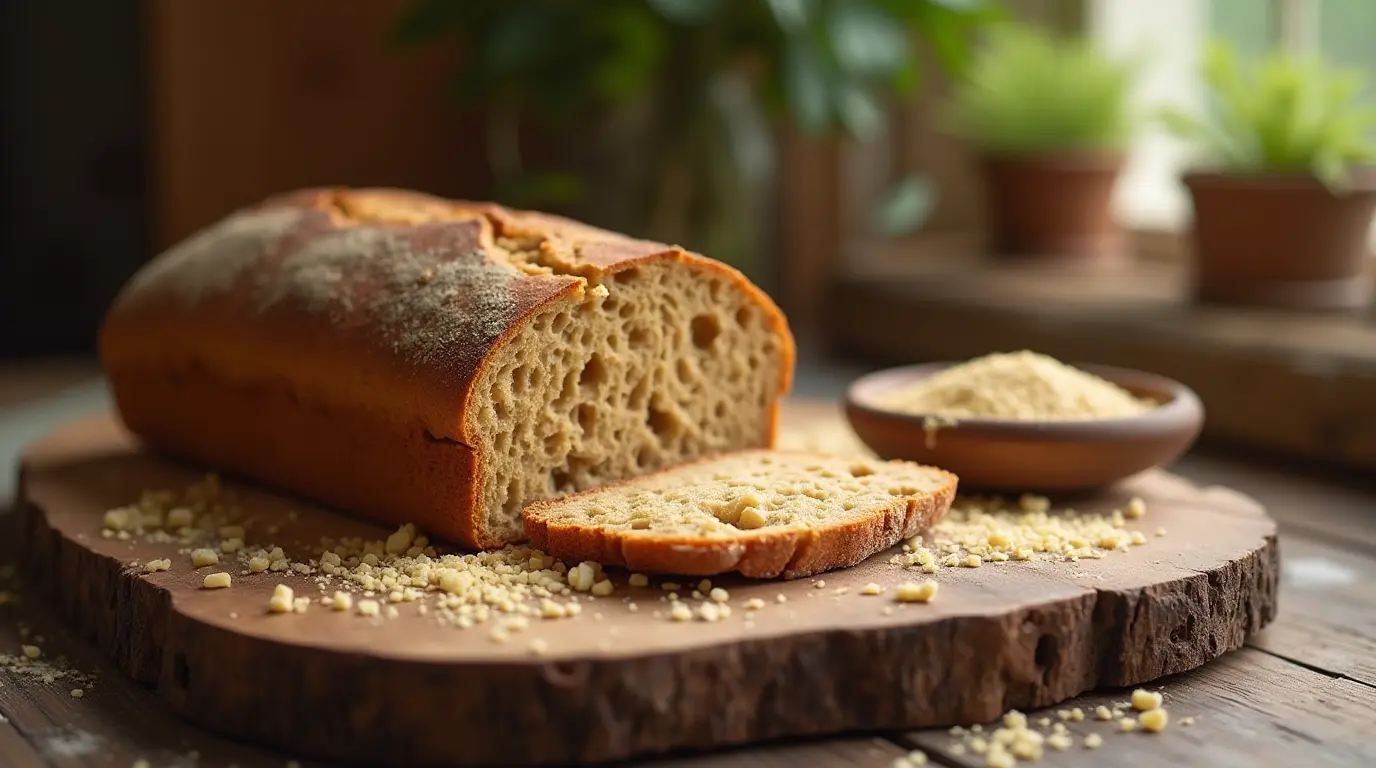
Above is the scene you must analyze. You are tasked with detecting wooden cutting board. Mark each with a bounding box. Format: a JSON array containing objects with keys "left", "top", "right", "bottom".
[{"left": 15, "top": 407, "right": 1278, "bottom": 766}]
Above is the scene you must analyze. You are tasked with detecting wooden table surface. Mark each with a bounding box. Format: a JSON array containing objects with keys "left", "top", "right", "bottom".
[{"left": 1, "top": 359, "right": 1374, "bottom": 767}]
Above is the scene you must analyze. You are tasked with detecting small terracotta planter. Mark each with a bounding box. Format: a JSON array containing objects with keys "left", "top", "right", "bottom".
[
  {"left": 1184, "top": 170, "right": 1376, "bottom": 312},
  {"left": 979, "top": 151, "right": 1125, "bottom": 261}
]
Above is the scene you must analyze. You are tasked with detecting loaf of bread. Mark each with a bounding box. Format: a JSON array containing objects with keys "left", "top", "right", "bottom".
[
  {"left": 524, "top": 451, "right": 958, "bottom": 578},
  {"left": 99, "top": 187, "right": 795, "bottom": 548}
]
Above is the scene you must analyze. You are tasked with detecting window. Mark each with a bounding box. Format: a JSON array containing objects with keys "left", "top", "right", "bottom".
[{"left": 1091, "top": 0, "right": 1376, "bottom": 241}]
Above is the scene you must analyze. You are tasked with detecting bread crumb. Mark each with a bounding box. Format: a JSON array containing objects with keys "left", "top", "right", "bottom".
[
  {"left": 894, "top": 581, "right": 938, "bottom": 603},
  {"left": 1084, "top": 733, "right": 1103, "bottom": 749},
  {"left": 860, "top": 583, "right": 884, "bottom": 596},
  {"left": 709, "top": 587, "right": 730, "bottom": 603},
  {"left": 202, "top": 572, "right": 232, "bottom": 589},
  {"left": 744, "top": 598, "right": 765, "bottom": 610},
  {"left": 591, "top": 579, "right": 614, "bottom": 597},
  {"left": 143, "top": 559, "right": 171, "bottom": 573},
  {"left": 776, "top": 594, "right": 788, "bottom": 603},
  {"left": 1139, "top": 707, "right": 1168, "bottom": 732},
  {"left": 661, "top": 582, "right": 682, "bottom": 591},
  {"left": 814, "top": 580, "right": 826, "bottom": 589},
  {"left": 698, "top": 602, "right": 723, "bottom": 622},
  {"left": 248, "top": 556, "right": 269, "bottom": 573},
  {"left": 628, "top": 574, "right": 649, "bottom": 587},
  {"left": 330, "top": 592, "right": 352, "bottom": 612},
  {"left": 528, "top": 638, "right": 549, "bottom": 656},
  {"left": 69, "top": 688, "right": 84, "bottom": 698},
  {"left": 1094, "top": 705, "right": 1113, "bottom": 721},
  {"left": 1069, "top": 707, "right": 1085, "bottom": 722},
  {"left": 669, "top": 602, "right": 693, "bottom": 622},
  {"left": 293, "top": 597, "right": 311, "bottom": 613},
  {"left": 268, "top": 584, "right": 294, "bottom": 613},
  {"left": 1047, "top": 733, "right": 1072, "bottom": 751},
  {"left": 1126, "top": 497, "right": 1146, "bottom": 519},
  {"left": 357, "top": 599, "right": 380, "bottom": 617},
  {"left": 963, "top": 554, "right": 982, "bottom": 568},
  {"left": 1131, "top": 688, "right": 1163, "bottom": 711},
  {"left": 190, "top": 548, "right": 219, "bottom": 567},
  {"left": 1119, "top": 717, "right": 1137, "bottom": 732},
  {"left": 1180, "top": 716, "right": 1195, "bottom": 726}
]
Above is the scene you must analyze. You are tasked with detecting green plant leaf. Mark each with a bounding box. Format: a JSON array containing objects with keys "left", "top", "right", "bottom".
[
  {"left": 783, "top": 39, "right": 833, "bottom": 135},
  {"left": 764, "top": 0, "right": 812, "bottom": 31},
  {"left": 835, "top": 79, "right": 886, "bottom": 141},
  {"left": 591, "top": 4, "right": 667, "bottom": 102},
  {"left": 828, "top": 1, "right": 910, "bottom": 77},
  {"left": 871, "top": 173, "right": 937, "bottom": 236},
  {"left": 1162, "top": 38, "right": 1376, "bottom": 187},
  {"left": 647, "top": 0, "right": 724, "bottom": 24},
  {"left": 947, "top": 23, "right": 1135, "bottom": 153}
]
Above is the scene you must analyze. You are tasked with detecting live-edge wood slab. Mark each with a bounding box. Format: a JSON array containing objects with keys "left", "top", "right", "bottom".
[{"left": 15, "top": 413, "right": 1279, "bottom": 766}]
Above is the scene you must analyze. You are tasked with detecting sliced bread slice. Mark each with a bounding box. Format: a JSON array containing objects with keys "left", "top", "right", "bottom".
[{"left": 522, "top": 450, "right": 958, "bottom": 579}]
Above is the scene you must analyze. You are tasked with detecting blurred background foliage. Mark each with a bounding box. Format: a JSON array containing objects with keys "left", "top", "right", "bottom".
[{"left": 391, "top": 0, "right": 1005, "bottom": 275}]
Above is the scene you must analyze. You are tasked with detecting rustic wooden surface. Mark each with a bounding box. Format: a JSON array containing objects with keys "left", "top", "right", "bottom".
[
  {"left": 0, "top": 366, "right": 1374, "bottom": 767},
  {"left": 831, "top": 250, "right": 1376, "bottom": 475},
  {"left": 12, "top": 405, "right": 1275, "bottom": 766}
]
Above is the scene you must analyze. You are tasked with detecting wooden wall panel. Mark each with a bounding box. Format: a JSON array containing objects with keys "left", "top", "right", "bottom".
[{"left": 145, "top": 0, "right": 491, "bottom": 249}]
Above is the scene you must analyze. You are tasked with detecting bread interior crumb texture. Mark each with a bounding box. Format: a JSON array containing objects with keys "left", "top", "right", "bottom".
[
  {"left": 470, "top": 258, "right": 786, "bottom": 542},
  {"left": 535, "top": 453, "right": 950, "bottom": 538}
]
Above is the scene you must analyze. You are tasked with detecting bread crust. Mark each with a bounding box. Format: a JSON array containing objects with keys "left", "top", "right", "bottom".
[
  {"left": 522, "top": 452, "right": 958, "bottom": 579},
  {"left": 99, "top": 187, "right": 796, "bottom": 548}
]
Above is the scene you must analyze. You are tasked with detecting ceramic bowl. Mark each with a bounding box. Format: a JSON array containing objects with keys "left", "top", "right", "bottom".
[{"left": 843, "top": 362, "right": 1204, "bottom": 494}]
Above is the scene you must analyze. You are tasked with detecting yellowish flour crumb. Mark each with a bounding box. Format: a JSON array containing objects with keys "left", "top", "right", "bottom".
[
  {"left": 1132, "top": 688, "right": 1163, "bottom": 710},
  {"left": 202, "top": 572, "right": 232, "bottom": 589},
  {"left": 1140, "top": 707, "right": 1169, "bottom": 732},
  {"left": 1125, "top": 497, "right": 1147, "bottom": 519},
  {"left": 1119, "top": 717, "right": 1137, "bottom": 732},
  {"left": 268, "top": 584, "right": 294, "bottom": 613},
  {"left": 357, "top": 599, "right": 381, "bottom": 617},
  {"left": 628, "top": 574, "right": 649, "bottom": 587},
  {"left": 143, "top": 559, "right": 171, "bottom": 573},
  {"left": 894, "top": 581, "right": 938, "bottom": 603},
  {"left": 860, "top": 583, "right": 885, "bottom": 596},
  {"left": 1084, "top": 733, "right": 1103, "bottom": 749},
  {"left": 190, "top": 549, "right": 219, "bottom": 567},
  {"left": 1094, "top": 705, "right": 1113, "bottom": 721},
  {"left": 70, "top": 688, "right": 83, "bottom": 698},
  {"left": 877, "top": 351, "right": 1155, "bottom": 421},
  {"left": 744, "top": 598, "right": 766, "bottom": 610}
]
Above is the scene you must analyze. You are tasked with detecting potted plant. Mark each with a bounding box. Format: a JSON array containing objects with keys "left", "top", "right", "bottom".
[
  {"left": 389, "top": 0, "right": 1004, "bottom": 280},
  {"left": 947, "top": 24, "right": 1136, "bottom": 261},
  {"left": 1162, "top": 41, "right": 1376, "bottom": 312}
]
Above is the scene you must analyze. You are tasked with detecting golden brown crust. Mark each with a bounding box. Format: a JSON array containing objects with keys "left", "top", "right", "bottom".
[
  {"left": 99, "top": 187, "right": 795, "bottom": 549},
  {"left": 522, "top": 454, "right": 958, "bottom": 580}
]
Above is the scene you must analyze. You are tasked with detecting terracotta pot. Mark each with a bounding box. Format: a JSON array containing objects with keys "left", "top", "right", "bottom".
[
  {"left": 1184, "top": 170, "right": 1376, "bottom": 312},
  {"left": 979, "top": 151, "right": 1125, "bottom": 261}
]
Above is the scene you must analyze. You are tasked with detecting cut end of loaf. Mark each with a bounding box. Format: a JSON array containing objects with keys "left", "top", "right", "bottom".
[
  {"left": 469, "top": 259, "right": 791, "bottom": 546},
  {"left": 523, "top": 451, "right": 958, "bottom": 579}
]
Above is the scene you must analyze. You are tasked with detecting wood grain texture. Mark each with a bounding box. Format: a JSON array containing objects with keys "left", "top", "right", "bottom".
[
  {"left": 830, "top": 250, "right": 1376, "bottom": 475},
  {"left": 14, "top": 413, "right": 1277, "bottom": 766},
  {"left": 902, "top": 648, "right": 1376, "bottom": 768},
  {"left": 145, "top": 0, "right": 493, "bottom": 250}
]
